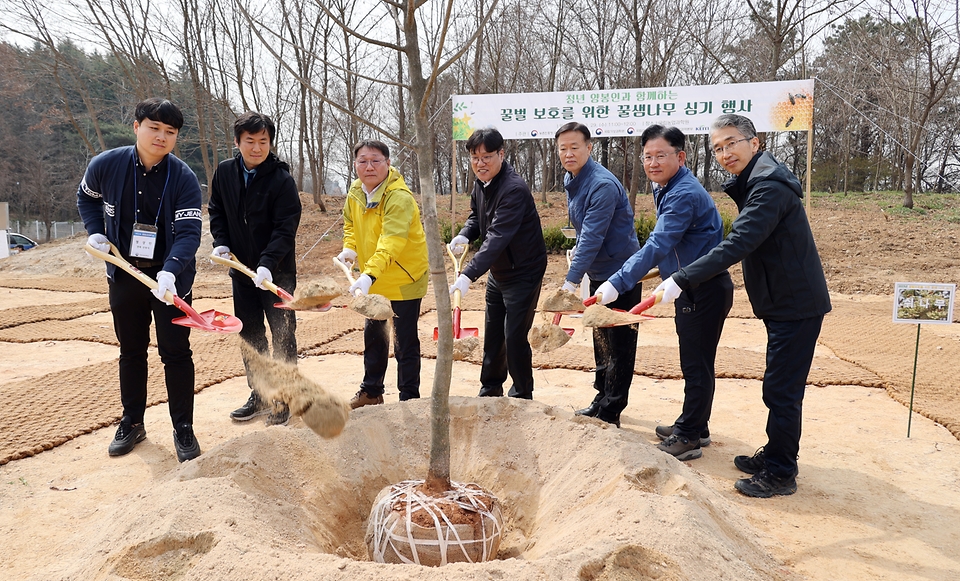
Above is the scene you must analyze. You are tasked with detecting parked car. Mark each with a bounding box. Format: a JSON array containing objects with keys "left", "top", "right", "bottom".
[{"left": 8, "top": 233, "right": 37, "bottom": 252}]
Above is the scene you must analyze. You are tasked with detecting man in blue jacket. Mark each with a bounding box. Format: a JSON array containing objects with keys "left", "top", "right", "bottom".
[
  {"left": 654, "top": 114, "right": 832, "bottom": 497},
  {"left": 557, "top": 122, "right": 641, "bottom": 427},
  {"left": 595, "top": 125, "right": 733, "bottom": 459},
  {"left": 209, "top": 111, "right": 301, "bottom": 426},
  {"left": 449, "top": 128, "right": 547, "bottom": 399},
  {"left": 77, "top": 98, "right": 203, "bottom": 462}
]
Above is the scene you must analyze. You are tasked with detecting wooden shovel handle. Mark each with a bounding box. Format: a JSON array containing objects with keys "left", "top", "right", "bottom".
[
  {"left": 85, "top": 242, "right": 176, "bottom": 304},
  {"left": 210, "top": 253, "right": 293, "bottom": 302}
]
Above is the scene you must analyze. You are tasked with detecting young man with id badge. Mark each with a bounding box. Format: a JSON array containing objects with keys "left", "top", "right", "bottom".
[{"left": 78, "top": 98, "right": 204, "bottom": 462}]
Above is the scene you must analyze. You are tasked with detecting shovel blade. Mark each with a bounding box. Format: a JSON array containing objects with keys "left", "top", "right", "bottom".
[{"left": 172, "top": 309, "right": 243, "bottom": 333}]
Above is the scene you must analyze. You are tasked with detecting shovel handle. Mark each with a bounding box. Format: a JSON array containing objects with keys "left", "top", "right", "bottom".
[
  {"left": 640, "top": 267, "right": 661, "bottom": 282},
  {"left": 446, "top": 244, "right": 467, "bottom": 274},
  {"left": 583, "top": 295, "right": 598, "bottom": 307},
  {"left": 210, "top": 253, "right": 294, "bottom": 302},
  {"left": 629, "top": 291, "right": 664, "bottom": 315},
  {"left": 85, "top": 242, "right": 208, "bottom": 322},
  {"left": 85, "top": 242, "right": 176, "bottom": 302}
]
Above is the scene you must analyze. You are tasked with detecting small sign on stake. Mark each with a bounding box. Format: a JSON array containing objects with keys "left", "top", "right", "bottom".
[{"left": 892, "top": 282, "right": 956, "bottom": 437}]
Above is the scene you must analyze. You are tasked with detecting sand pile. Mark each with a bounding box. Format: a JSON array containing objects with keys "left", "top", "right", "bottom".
[
  {"left": 581, "top": 304, "right": 641, "bottom": 327},
  {"left": 451, "top": 336, "right": 480, "bottom": 360},
  {"left": 352, "top": 294, "right": 394, "bottom": 320},
  {"left": 528, "top": 320, "right": 571, "bottom": 352},
  {"left": 23, "top": 397, "right": 793, "bottom": 581},
  {"left": 286, "top": 276, "right": 342, "bottom": 310},
  {"left": 240, "top": 340, "right": 349, "bottom": 438},
  {"left": 539, "top": 288, "right": 583, "bottom": 313}
]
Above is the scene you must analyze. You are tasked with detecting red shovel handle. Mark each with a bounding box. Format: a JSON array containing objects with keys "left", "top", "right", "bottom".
[
  {"left": 629, "top": 291, "right": 664, "bottom": 315},
  {"left": 583, "top": 295, "right": 598, "bottom": 307}
]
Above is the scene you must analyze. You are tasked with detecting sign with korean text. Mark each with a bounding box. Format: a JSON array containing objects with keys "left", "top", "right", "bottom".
[
  {"left": 452, "top": 80, "right": 814, "bottom": 140},
  {"left": 893, "top": 282, "right": 956, "bottom": 324}
]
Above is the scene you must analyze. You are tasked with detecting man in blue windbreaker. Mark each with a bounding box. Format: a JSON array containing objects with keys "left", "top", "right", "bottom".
[
  {"left": 595, "top": 125, "right": 733, "bottom": 461},
  {"left": 557, "top": 122, "right": 641, "bottom": 428}
]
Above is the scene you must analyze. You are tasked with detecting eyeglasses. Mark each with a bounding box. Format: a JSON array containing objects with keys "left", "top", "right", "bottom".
[
  {"left": 712, "top": 138, "right": 750, "bottom": 156},
  {"left": 355, "top": 158, "right": 386, "bottom": 167},
  {"left": 641, "top": 150, "right": 680, "bottom": 164},
  {"left": 470, "top": 153, "right": 499, "bottom": 165}
]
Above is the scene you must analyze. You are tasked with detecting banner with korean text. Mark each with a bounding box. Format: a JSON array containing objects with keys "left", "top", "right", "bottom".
[{"left": 452, "top": 80, "right": 814, "bottom": 140}]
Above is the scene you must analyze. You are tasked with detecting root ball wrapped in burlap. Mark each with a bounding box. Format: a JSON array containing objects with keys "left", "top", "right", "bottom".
[
  {"left": 366, "top": 480, "right": 502, "bottom": 566},
  {"left": 239, "top": 340, "right": 350, "bottom": 438}
]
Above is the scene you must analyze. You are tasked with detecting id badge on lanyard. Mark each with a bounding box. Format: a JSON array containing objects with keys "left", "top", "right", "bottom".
[{"left": 130, "top": 223, "right": 158, "bottom": 258}]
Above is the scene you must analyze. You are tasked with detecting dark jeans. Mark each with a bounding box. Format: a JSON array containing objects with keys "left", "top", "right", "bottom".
[
  {"left": 588, "top": 278, "right": 643, "bottom": 422},
  {"left": 673, "top": 272, "right": 734, "bottom": 440},
  {"left": 234, "top": 273, "right": 298, "bottom": 388},
  {"left": 108, "top": 267, "right": 195, "bottom": 428},
  {"left": 761, "top": 315, "right": 824, "bottom": 478},
  {"left": 361, "top": 298, "right": 422, "bottom": 400},
  {"left": 479, "top": 269, "right": 544, "bottom": 399}
]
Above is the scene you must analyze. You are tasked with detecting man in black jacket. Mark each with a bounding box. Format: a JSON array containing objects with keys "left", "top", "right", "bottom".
[
  {"left": 208, "top": 112, "right": 302, "bottom": 426},
  {"left": 449, "top": 128, "right": 547, "bottom": 399},
  {"left": 654, "top": 114, "right": 831, "bottom": 498}
]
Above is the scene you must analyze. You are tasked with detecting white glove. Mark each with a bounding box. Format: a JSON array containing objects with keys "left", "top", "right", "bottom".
[
  {"left": 449, "top": 273, "right": 471, "bottom": 298},
  {"left": 448, "top": 235, "right": 469, "bottom": 254},
  {"left": 594, "top": 281, "right": 619, "bottom": 305},
  {"left": 567, "top": 245, "right": 576, "bottom": 263},
  {"left": 561, "top": 280, "right": 578, "bottom": 294},
  {"left": 152, "top": 271, "right": 177, "bottom": 305},
  {"left": 349, "top": 273, "right": 373, "bottom": 296},
  {"left": 653, "top": 276, "right": 683, "bottom": 304},
  {"left": 87, "top": 233, "right": 110, "bottom": 253},
  {"left": 212, "top": 245, "right": 231, "bottom": 259},
  {"left": 253, "top": 266, "right": 273, "bottom": 290},
  {"left": 337, "top": 248, "right": 357, "bottom": 267}
]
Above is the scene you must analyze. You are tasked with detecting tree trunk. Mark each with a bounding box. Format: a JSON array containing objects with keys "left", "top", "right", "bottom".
[{"left": 403, "top": 9, "right": 452, "bottom": 494}]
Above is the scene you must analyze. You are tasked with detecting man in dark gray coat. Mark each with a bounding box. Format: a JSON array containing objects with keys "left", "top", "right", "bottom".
[{"left": 654, "top": 114, "right": 831, "bottom": 498}]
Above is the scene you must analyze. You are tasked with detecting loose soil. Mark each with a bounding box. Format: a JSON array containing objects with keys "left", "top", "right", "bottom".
[{"left": 1, "top": 191, "right": 959, "bottom": 581}]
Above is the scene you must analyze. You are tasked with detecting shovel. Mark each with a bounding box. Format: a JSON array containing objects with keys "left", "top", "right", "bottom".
[
  {"left": 433, "top": 246, "right": 480, "bottom": 340},
  {"left": 581, "top": 267, "right": 662, "bottom": 309},
  {"left": 85, "top": 242, "right": 242, "bottom": 333},
  {"left": 210, "top": 253, "right": 333, "bottom": 312},
  {"left": 332, "top": 256, "right": 395, "bottom": 320}
]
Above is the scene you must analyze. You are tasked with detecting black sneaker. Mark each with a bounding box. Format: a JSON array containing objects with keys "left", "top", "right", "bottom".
[
  {"left": 734, "top": 469, "right": 797, "bottom": 498},
  {"left": 230, "top": 391, "right": 268, "bottom": 421},
  {"left": 173, "top": 424, "right": 201, "bottom": 462},
  {"left": 655, "top": 424, "right": 711, "bottom": 446},
  {"left": 734, "top": 447, "right": 766, "bottom": 474},
  {"left": 265, "top": 402, "right": 290, "bottom": 426},
  {"left": 657, "top": 434, "right": 702, "bottom": 460},
  {"left": 108, "top": 417, "right": 146, "bottom": 456}
]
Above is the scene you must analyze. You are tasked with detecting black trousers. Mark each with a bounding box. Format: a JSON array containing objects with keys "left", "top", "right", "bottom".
[
  {"left": 108, "top": 267, "right": 195, "bottom": 428},
  {"left": 479, "top": 269, "right": 544, "bottom": 399},
  {"left": 588, "top": 278, "right": 643, "bottom": 422},
  {"left": 361, "top": 298, "right": 422, "bottom": 400},
  {"left": 761, "top": 315, "right": 824, "bottom": 479},
  {"left": 233, "top": 273, "right": 298, "bottom": 388},
  {"left": 673, "top": 271, "right": 734, "bottom": 440}
]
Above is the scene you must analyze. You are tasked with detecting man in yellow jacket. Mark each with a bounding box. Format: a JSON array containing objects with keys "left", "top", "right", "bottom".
[{"left": 338, "top": 139, "right": 429, "bottom": 409}]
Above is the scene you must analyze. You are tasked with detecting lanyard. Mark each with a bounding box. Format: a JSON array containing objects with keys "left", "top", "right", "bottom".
[{"left": 132, "top": 149, "right": 170, "bottom": 228}]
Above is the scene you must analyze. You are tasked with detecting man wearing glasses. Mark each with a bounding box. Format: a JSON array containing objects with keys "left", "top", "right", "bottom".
[
  {"left": 556, "top": 122, "right": 640, "bottom": 428},
  {"left": 449, "top": 128, "right": 547, "bottom": 399},
  {"left": 653, "top": 114, "right": 831, "bottom": 497},
  {"left": 594, "top": 124, "right": 733, "bottom": 458},
  {"left": 339, "top": 139, "right": 429, "bottom": 409}
]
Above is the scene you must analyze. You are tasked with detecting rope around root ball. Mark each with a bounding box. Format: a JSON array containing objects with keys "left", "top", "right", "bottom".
[{"left": 366, "top": 479, "right": 503, "bottom": 566}]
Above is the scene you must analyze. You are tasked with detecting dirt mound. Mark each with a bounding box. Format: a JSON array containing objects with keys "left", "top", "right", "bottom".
[{"left": 23, "top": 398, "right": 796, "bottom": 581}]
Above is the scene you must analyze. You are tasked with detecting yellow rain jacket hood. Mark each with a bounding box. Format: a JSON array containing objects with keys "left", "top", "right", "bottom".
[{"left": 343, "top": 167, "right": 428, "bottom": 301}]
